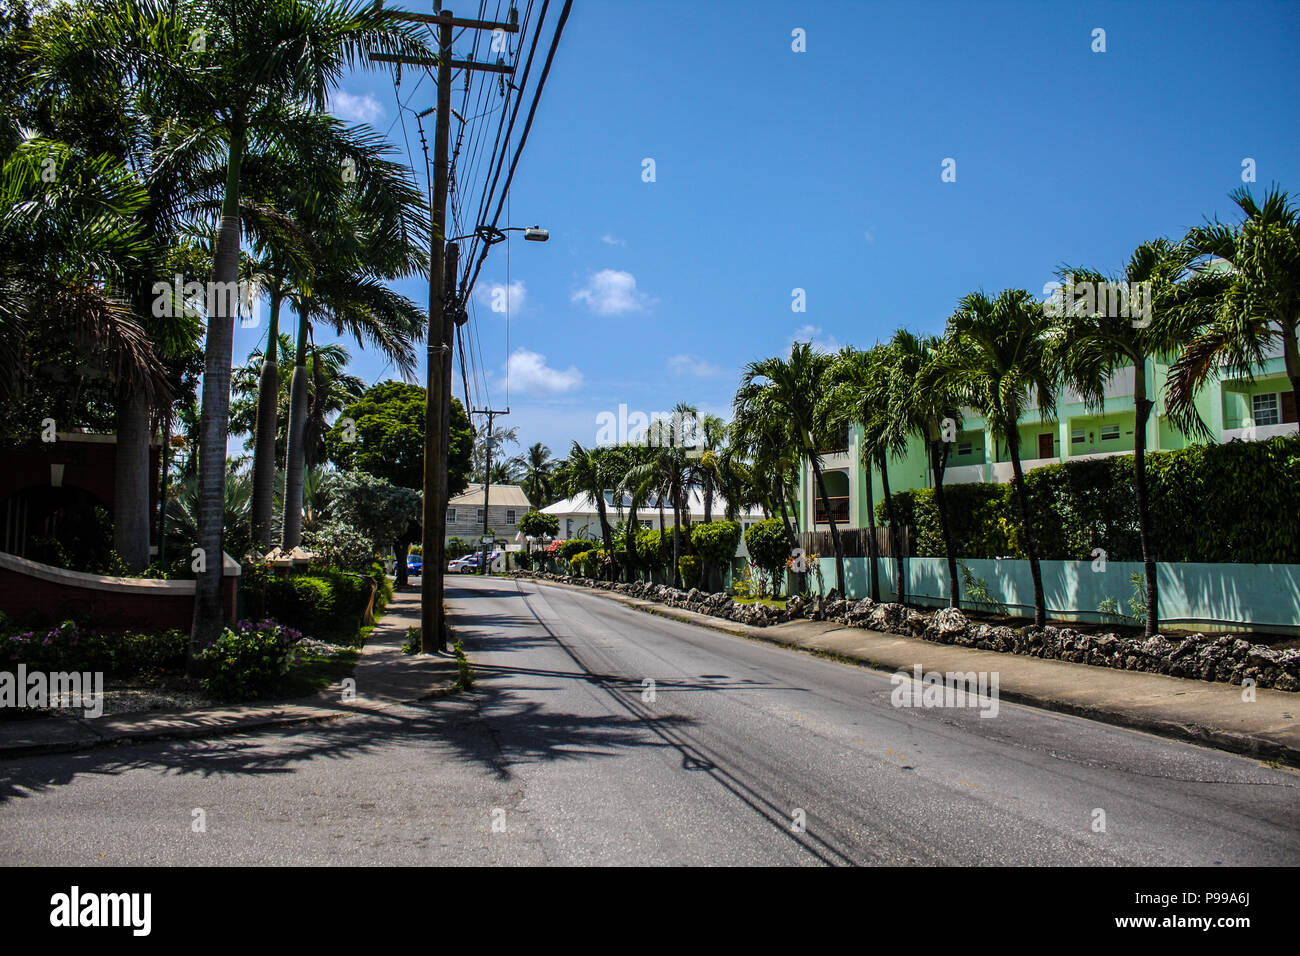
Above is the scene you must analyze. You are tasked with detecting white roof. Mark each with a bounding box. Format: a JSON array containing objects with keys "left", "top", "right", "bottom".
[{"left": 540, "top": 489, "right": 763, "bottom": 521}]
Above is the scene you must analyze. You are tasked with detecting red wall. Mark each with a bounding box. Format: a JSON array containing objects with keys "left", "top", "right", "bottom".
[{"left": 0, "top": 562, "right": 237, "bottom": 630}]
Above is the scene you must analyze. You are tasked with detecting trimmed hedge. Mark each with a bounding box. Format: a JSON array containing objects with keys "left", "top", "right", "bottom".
[
  {"left": 264, "top": 567, "right": 376, "bottom": 645},
  {"left": 879, "top": 435, "right": 1300, "bottom": 563}
]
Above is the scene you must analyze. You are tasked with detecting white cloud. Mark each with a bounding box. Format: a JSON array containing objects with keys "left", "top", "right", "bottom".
[
  {"left": 791, "top": 324, "right": 841, "bottom": 353},
  {"left": 572, "top": 269, "right": 651, "bottom": 315},
  {"left": 601, "top": 234, "right": 627, "bottom": 246},
  {"left": 506, "top": 349, "right": 582, "bottom": 393},
  {"left": 331, "top": 90, "right": 385, "bottom": 125},
  {"left": 477, "top": 279, "right": 526, "bottom": 316},
  {"left": 668, "top": 353, "right": 722, "bottom": 378}
]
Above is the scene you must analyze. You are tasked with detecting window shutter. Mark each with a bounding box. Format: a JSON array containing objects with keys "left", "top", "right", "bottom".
[{"left": 1282, "top": 390, "right": 1297, "bottom": 424}]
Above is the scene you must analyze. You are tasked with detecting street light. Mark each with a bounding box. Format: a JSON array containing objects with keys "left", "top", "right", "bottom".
[{"left": 449, "top": 224, "right": 549, "bottom": 244}]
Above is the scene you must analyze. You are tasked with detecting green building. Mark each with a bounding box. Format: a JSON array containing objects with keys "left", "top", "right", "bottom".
[{"left": 798, "top": 349, "right": 1297, "bottom": 531}]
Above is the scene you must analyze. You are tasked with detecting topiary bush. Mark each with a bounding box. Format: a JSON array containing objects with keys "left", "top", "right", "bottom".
[{"left": 690, "top": 520, "right": 742, "bottom": 591}]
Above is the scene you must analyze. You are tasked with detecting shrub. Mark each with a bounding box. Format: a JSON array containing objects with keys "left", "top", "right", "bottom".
[
  {"left": 559, "top": 538, "right": 593, "bottom": 561},
  {"left": 678, "top": 555, "right": 702, "bottom": 589},
  {"left": 635, "top": 527, "right": 667, "bottom": 573},
  {"left": 691, "top": 520, "right": 742, "bottom": 591},
  {"left": 197, "top": 619, "right": 303, "bottom": 701},
  {"left": 745, "top": 519, "right": 791, "bottom": 595},
  {"left": 302, "top": 520, "right": 377, "bottom": 574},
  {"left": 264, "top": 569, "right": 375, "bottom": 646},
  {"left": 570, "top": 550, "right": 597, "bottom": 578},
  {"left": 880, "top": 435, "right": 1300, "bottom": 563},
  {"left": 2, "top": 621, "right": 188, "bottom": 676}
]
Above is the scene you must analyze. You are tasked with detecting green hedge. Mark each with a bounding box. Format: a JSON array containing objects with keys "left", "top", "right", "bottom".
[
  {"left": 879, "top": 435, "right": 1300, "bottom": 563},
  {"left": 264, "top": 567, "right": 376, "bottom": 645}
]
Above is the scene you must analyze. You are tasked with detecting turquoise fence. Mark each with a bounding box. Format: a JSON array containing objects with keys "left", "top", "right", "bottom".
[{"left": 811, "top": 556, "right": 1300, "bottom": 634}]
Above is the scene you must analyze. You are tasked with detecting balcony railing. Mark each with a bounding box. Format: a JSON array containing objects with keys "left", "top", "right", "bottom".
[{"left": 814, "top": 495, "right": 850, "bottom": 525}]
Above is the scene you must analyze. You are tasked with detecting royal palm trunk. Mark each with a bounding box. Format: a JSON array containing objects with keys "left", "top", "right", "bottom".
[
  {"left": 1133, "top": 359, "right": 1159, "bottom": 637},
  {"left": 281, "top": 298, "right": 311, "bottom": 549},
  {"left": 190, "top": 121, "right": 245, "bottom": 658},
  {"left": 250, "top": 289, "right": 282, "bottom": 552},
  {"left": 879, "top": 450, "right": 904, "bottom": 604}
]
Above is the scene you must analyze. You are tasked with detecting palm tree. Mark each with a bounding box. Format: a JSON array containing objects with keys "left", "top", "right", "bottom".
[
  {"left": 561, "top": 442, "right": 617, "bottom": 580},
  {"left": 519, "top": 442, "right": 557, "bottom": 506},
  {"left": 1167, "top": 185, "right": 1300, "bottom": 436},
  {"left": 174, "top": 0, "right": 429, "bottom": 651},
  {"left": 941, "top": 289, "right": 1057, "bottom": 627},
  {"left": 1051, "top": 240, "right": 1195, "bottom": 636},
  {"left": 277, "top": 124, "right": 427, "bottom": 552},
  {"left": 824, "top": 343, "right": 911, "bottom": 605},
  {"left": 888, "top": 331, "right": 965, "bottom": 608},
  {"left": 735, "top": 343, "right": 846, "bottom": 595}
]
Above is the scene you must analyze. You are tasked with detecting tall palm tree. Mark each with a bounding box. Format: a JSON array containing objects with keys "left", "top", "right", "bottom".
[
  {"left": 1051, "top": 240, "right": 1195, "bottom": 636},
  {"left": 941, "top": 289, "right": 1057, "bottom": 627},
  {"left": 561, "top": 442, "right": 617, "bottom": 580},
  {"left": 520, "top": 442, "right": 557, "bottom": 506},
  {"left": 824, "top": 343, "right": 911, "bottom": 605},
  {"left": 1168, "top": 185, "right": 1300, "bottom": 436},
  {"left": 888, "top": 330, "right": 965, "bottom": 608},
  {"left": 173, "top": 0, "right": 428, "bottom": 651},
  {"left": 735, "top": 343, "right": 846, "bottom": 595}
]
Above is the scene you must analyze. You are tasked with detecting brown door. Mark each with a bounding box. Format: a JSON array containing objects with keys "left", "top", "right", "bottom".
[
  {"left": 1037, "top": 433, "right": 1054, "bottom": 458},
  {"left": 1282, "top": 390, "right": 1297, "bottom": 424}
]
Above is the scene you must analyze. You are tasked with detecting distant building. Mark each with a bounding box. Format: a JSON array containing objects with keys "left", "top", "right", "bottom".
[
  {"left": 446, "top": 483, "right": 530, "bottom": 547},
  {"left": 539, "top": 489, "right": 766, "bottom": 559}
]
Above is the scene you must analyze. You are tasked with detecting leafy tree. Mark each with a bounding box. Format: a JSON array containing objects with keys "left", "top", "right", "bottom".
[
  {"left": 326, "top": 380, "right": 471, "bottom": 584},
  {"left": 690, "top": 520, "right": 741, "bottom": 592},
  {"left": 518, "top": 509, "right": 559, "bottom": 540},
  {"left": 744, "top": 518, "right": 791, "bottom": 597},
  {"left": 320, "top": 470, "right": 419, "bottom": 563}
]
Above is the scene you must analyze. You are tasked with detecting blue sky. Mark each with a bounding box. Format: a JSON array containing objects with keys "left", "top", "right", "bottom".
[{"left": 230, "top": 0, "right": 1300, "bottom": 463}]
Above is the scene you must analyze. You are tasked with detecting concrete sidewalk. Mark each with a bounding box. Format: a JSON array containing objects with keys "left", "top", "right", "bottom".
[
  {"left": 518, "top": 576, "right": 1300, "bottom": 767},
  {"left": 0, "top": 584, "right": 460, "bottom": 759}
]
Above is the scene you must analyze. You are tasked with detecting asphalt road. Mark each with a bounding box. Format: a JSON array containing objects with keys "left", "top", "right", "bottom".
[{"left": 1, "top": 575, "right": 1297, "bottom": 865}]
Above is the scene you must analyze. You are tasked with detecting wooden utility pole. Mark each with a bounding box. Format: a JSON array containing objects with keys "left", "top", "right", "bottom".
[
  {"left": 371, "top": 5, "right": 517, "bottom": 652},
  {"left": 473, "top": 407, "right": 509, "bottom": 575}
]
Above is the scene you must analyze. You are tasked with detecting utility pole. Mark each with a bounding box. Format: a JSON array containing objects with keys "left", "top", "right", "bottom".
[
  {"left": 473, "top": 407, "right": 508, "bottom": 575},
  {"left": 371, "top": 5, "right": 517, "bottom": 652}
]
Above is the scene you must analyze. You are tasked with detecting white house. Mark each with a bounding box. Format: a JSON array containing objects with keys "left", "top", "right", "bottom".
[{"left": 536, "top": 489, "right": 767, "bottom": 559}]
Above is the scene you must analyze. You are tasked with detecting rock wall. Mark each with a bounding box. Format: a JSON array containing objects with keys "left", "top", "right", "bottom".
[{"left": 510, "top": 571, "right": 1300, "bottom": 692}]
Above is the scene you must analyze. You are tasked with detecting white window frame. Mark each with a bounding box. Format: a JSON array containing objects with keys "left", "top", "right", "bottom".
[
  {"left": 476, "top": 508, "right": 485, "bottom": 523},
  {"left": 1100, "top": 424, "right": 1120, "bottom": 441},
  {"left": 1252, "top": 392, "right": 1280, "bottom": 426},
  {"left": 446, "top": 508, "right": 456, "bottom": 523},
  {"left": 506, "top": 509, "right": 516, "bottom": 524}
]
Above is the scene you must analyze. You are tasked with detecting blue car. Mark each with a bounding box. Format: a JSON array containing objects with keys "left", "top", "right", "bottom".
[{"left": 407, "top": 555, "right": 423, "bottom": 575}]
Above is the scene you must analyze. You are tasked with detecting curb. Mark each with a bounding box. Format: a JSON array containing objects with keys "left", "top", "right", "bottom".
[{"left": 513, "top": 575, "right": 1300, "bottom": 768}]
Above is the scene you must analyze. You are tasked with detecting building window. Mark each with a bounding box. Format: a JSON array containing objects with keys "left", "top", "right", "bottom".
[
  {"left": 1100, "top": 424, "right": 1120, "bottom": 441},
  {"left": 1253, "top": 392, "right": 1280, "bottom": 426},
  {"left": 566, "top": 519, "right": 573, "bottom": 536},
  {"left": 506, "top": 509, "right": 516, "bottom": 524},
  {"left": 956, "top": 441, "right": 973, "bottom": 457},
  {"left": 476, "top": 508, "right": 484, "bottom": 522},
  {"left": 1071, "top": 428, "right": 1085, "bottom": 445},
  {"left": 641, "top": 519, "right": 652, "bottom": 529},
  {"left": 446, "top": 508, "right": 456, "bottom": 522}
]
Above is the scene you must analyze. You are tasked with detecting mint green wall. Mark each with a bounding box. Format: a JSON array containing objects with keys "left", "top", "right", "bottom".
[{"left": 812, "top": 556, "right": 1300, "bottom": 634}]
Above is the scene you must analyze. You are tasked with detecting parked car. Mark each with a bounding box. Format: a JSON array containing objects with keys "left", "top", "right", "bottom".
[
  {"left": 448, "top": 553, "right": 481, "bottom": 574},
  {"left": 407, "top": 555, "right": 423, "bottom": 575}
]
